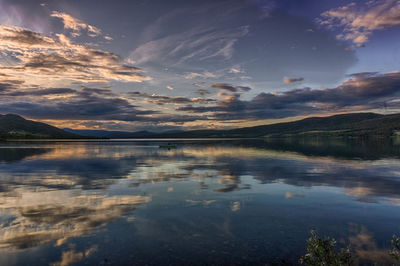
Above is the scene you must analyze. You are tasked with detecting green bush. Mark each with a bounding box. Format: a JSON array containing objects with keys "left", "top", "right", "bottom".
[
  {"left": 301, "top": 231, "right": 400, "bottom": 265},
  {"left": 389, "top": 235, "right": 400, "bottom": 262},
  {"left": 300, "top": 231, "right": 352, "bottom": 265}
]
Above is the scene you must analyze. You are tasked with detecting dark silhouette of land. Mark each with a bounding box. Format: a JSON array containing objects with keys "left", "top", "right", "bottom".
[
  {"left": 2, "top": 112, "right": 400, "bottom": 140},
  {"left": 0, "top": 114, "right": 80, "bottom": 139}
]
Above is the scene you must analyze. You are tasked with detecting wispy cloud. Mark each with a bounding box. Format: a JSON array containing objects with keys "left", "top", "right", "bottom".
[
  {"left": 318, "top": 0, "right": 400, "bottom": 45},
  {"left": 184, "top": 71, "right": 218, "bottom": 79},
  {"left": 127, "top": 91, "right": 216, "bottom": 106},
  {"left": 229, "top": 67, "right": 243, "bottom": 74},
  {"left": 51, "top": 11, "right": 101, "bottom": 37},
  {"left": 129, "top": 26, "right": 249, "bottom": 65}
]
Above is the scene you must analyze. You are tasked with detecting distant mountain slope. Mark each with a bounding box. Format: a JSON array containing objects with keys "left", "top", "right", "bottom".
[
  {"left": 149, "top": 113, "right": 400, "bottom": 138},
  {"left": 0, "top": 114, "right": 80, "bottom": 139},
  {"left": 63, "top": 128, "right": 154, "bottom": 138},
  {"left": 4, "top": 112, "right": 399, "bottom": 140}
]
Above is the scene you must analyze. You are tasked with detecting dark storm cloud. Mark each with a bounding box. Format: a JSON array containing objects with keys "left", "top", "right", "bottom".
[
  {"left": 178, "top": 71, "right": 400, "bottom": 120},
  {"left": 0, "top": 87, "right": 207, "bottom": 124},
  {"left": 0, "top": 86, "right": 152, "bottom": 120},
  {"left": 211, "top": 83, "right": 251, "bottom": 93},
  {"left": 0, "top": 98, "right": 148, "bottom": 121}
]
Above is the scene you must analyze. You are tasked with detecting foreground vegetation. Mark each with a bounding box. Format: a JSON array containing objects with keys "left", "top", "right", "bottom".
[{"left": 300, "top": 231, "right": 400, "bottom": 265}]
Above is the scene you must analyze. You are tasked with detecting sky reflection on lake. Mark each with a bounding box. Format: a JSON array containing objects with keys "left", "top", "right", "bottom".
[{"left": 0, "top": 139, "right": 399, "bottom": 265}]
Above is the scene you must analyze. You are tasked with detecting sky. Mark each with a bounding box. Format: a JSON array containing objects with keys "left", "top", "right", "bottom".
[{"left": 0, "top": 0, "right": 400, "bottom": 131}]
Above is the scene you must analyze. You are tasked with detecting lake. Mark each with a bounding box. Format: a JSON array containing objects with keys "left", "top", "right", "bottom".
[{"left": 0, "top": 139, "right": 400, "bottom": 265}]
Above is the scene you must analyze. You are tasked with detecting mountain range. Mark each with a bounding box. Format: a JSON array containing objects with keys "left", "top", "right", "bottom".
[
  {"left": 0, "top": 114, "right": 79, "bottom": 139},
  {"left": 1, "top": 112, "right": 400, "bottom": 140},
  {"left": 148, "top": 112, "right": 400, "bottom": 139}
]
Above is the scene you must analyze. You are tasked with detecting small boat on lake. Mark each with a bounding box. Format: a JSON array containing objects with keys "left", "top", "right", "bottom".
[{"left": 159, "top": 143, "right": 177, "bottom": 149}]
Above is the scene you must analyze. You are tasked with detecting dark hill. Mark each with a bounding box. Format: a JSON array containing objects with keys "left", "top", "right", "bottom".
[
  {"left": 149, "top": 113, "right": 400, "bottom": 138},
  {"left": 0, "top": 114, "right": 80, "bottom": 139},
  {"left": 5, "top": 112, "right": 399, "bottom": 140}
]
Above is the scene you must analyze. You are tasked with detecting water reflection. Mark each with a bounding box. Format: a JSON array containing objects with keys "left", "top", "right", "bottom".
[
  {"left": 0, "top": 146, "right": 50, "bottom": 163},
  {"left": 51, "top": 246, "right": 98, "bottom": 266},
  {"left": 0, "top": 190, "right": 150, "bottom": 249},
  {"left": 347, "top": 224, "right": 395, "bottom": 264},
  {"left": 0, "top": 139, "right": 399, "bottom": 264}
]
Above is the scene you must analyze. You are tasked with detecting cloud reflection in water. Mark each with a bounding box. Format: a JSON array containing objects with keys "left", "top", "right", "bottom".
[{"left": 0, "top": 140, "right": 399, "bottom": 264}]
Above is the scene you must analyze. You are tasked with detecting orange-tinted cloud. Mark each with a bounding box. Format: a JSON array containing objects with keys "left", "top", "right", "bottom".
[
  {"left": 51, "top": 11, "right": 101, "bottom": 37},
  {"left": 0, "top": 25, "right": 151, "bottom": 88},
  {"left": 318, "top": 0, "right": 400, "bottom": 45}
]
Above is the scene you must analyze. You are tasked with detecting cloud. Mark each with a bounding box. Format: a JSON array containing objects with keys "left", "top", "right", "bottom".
[
  {"left": 348, "top": 226, "right": 396, "bottom": 264},
  {"left": 15, "top": 69, "right": 395, "bottom": 130},
  {"left": 51, "top": 246, "right": 98, "bottom": 266},
  {"left": 229, "top": 67, "right": 243, "bottom": 74},
  {"left": 129, "top": 25, "right": 249, "bottom": 65},
  {"left": 318, "top": 0, "right": 400, "bottom": 44},
  {"left": 196, "top": 89, "right": 211, "bottom": 96},
  {"left": 283, "top": 77, "right": 304, "bottom": 84},
  {"left": 0, "top": 87, "right": 157, "bottom": 121},
  {"left": 0, "top": 25, "right": 55, "bottom": 47},
  {"left": 231, "top": 201, "right": 240, "bottom": 211},
  {"left": 178, "top": 71, "right": 400, "bottom": 120},
  {"left": 347, "top": 72, "right": 379, "bottom": 79},
  {"left": 192, "top": 82, "right": 206, "bottom": 88},
  {"left": 0, "top": 190, "right": 150, "bottom": 249},
  {"left": 51, "top": 11, "right": 101, "bottom": 37},
  {"left": 285, "top": 192, "right": 304, "bottom": 198},
  {"left": 184, "top": 71, "right": 218, "bottom": 79},
  {"left": 127, "top": 91, "right": 216, "bottom": 106},
  {"left": 0, "top": 85, "right": 210, "bottom": 129},
  {"left": 0, "top": 25, "right": 150, "bottom": 88},
  {"left": 0, "top": 10, "right": 393, "bottom": 131},
  {"left": 186, "top": 199, "right": 216, "bottom": 206},
  {"left": 104, "top": 35, "right": 113, "bottom": 41},
  {"left": 0, "top": 87, "right": 76, "bottom": 97},
  {"left": 211, "top": 83, "right": 251, "bottom": 93},
  {"left": 179, "top": 143, "right": 400, "bottom": 201}
]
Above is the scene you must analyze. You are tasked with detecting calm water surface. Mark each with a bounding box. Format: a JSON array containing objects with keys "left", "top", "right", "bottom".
[{"left": 0, "top": 139, "right": 400, "bottom": 265}]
